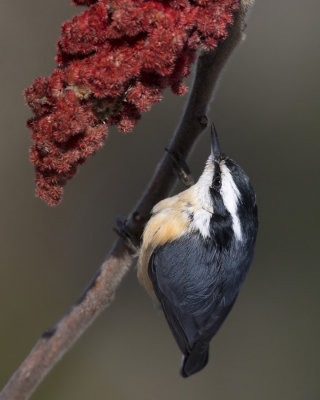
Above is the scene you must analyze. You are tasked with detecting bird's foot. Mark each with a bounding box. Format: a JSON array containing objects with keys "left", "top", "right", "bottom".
[
  {"left": 165, "top": 148, "right": 194, "bottom": 188},
  {"left": 113, "top": 215, "right": 139, "bottom": 255}
]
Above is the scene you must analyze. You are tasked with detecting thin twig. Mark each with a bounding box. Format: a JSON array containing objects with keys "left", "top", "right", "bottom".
[{"left": 0, "top": 3, "right": 253, "bottom": 399}]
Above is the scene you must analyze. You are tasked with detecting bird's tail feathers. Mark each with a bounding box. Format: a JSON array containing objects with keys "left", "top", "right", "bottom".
[{"left": 180, "top": 342, "right": 209, "bottom": 378}]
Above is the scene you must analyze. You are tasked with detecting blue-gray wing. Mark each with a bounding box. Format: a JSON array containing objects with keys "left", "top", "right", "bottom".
[{"left": 148, "top": 232, "right": 253, "bottom": 356}]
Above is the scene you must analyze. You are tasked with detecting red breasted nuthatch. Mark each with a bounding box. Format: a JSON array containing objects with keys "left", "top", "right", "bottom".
[{"left": 137, "top": 123, "right": 258, "bottom": 377}]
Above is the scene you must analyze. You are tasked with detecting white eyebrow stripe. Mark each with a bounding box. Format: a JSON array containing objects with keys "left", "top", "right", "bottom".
[{"left": 220, "top": 163, "right": 242, "bottom": 241}]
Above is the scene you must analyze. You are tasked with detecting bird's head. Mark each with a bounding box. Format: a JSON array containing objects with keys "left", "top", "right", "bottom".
[{"left": 194, "top": 123, "right": 257, "bottom": 242}]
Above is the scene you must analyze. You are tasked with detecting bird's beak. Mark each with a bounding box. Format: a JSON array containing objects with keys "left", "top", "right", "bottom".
[{"left": 211, "top": 122, "right": 221, "bottom": 161}]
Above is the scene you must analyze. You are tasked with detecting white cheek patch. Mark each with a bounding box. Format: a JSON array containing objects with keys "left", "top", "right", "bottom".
[
  {"left": 220, "top": 163, "right": 242, "bottom": 241},
  {"left": 190, "top": 159, "right": 214, "bottom": 238},
  {"left": 194, "top": 159, "right": 214, "bottom": 213},
  {"left": 191, "top": 209, "right": 211, "bottom": 238}
]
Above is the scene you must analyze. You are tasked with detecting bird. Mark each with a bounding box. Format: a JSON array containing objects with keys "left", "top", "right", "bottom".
[{"left": 137, "top": 123, "right": 258, "bottom": 378}]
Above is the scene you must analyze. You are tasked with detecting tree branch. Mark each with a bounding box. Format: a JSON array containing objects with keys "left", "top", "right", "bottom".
[{"left": 0, "top": 3, "right": 253, "bottom": 399}]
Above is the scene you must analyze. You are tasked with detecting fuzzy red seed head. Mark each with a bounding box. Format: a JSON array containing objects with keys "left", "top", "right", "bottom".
[{"left": 25, "top": 0, "right": 239, "bottom": 205}]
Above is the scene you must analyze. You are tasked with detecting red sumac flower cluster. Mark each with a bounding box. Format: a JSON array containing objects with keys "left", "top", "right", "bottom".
[{"left": 25, "top": 0, "right": 238, "bottom": 205}]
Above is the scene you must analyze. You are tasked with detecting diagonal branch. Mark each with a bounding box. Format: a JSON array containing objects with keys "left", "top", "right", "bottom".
[{"left": 0, "top": 3, "right": 253, "bottom": 399}]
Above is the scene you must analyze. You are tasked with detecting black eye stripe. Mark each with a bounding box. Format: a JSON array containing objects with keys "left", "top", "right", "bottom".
[
  {"left": 214, "top": 161, "right": 221, "bottom": 175},
  {"left": 211, "top": 162, "right": 222, "bottom": 190}
]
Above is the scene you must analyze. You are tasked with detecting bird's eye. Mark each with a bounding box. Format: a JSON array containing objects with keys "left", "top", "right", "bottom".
[{"left": 211, "top": 176, "right": 222, "bottom": 191}]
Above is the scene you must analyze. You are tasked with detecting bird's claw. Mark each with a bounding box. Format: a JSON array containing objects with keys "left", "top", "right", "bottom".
[
  {"left": 113, "top": 215, "right": 139, "bottom": 255},
  {"left": 165, "top": 148, "right": 194, "bottom": 188}
]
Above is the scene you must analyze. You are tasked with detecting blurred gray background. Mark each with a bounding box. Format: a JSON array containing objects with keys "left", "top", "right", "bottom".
[{"left": 0, "top": 1, "right": 319, "bottom": 399}]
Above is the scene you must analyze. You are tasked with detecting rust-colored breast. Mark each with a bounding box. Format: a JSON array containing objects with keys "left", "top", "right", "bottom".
[{"left": 137, "top": 188, "right": 198, "bottom": 297}]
